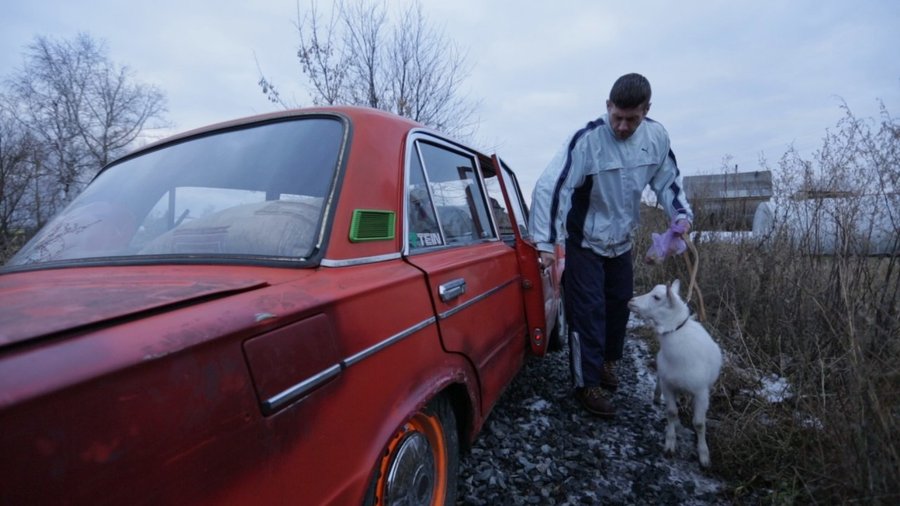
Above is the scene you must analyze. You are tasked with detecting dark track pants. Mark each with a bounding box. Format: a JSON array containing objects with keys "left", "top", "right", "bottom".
[{"left": 564, "top": 240, "right": 633, "bottom": 388}]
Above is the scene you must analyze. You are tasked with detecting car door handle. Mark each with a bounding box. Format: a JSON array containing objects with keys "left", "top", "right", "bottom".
[{"left": 439, "top": 278, "right": 466, "bottom": 302}]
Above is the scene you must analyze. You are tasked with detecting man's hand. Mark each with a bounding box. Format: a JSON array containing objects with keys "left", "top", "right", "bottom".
[
  {"left": 539, "top": 251, "right": 555, "bottom": 272},
  {"left": 645, "top": 220, "right": 691, "bottom": 264},
  {"left": 667, "top": 219, "right": 691, "bottom": 256}
]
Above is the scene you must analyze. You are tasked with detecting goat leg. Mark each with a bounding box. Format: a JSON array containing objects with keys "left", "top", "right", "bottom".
[
  {"left": 662, "top": 383, "right": 678, "bottom": 456},
  {"left": 693, "top": 389, "right": 711, "bottom": 468}
]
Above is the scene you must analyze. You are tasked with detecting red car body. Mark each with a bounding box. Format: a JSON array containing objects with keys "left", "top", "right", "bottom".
[{"left": 0, "top": 107, "right": 562, "bottom": 505}]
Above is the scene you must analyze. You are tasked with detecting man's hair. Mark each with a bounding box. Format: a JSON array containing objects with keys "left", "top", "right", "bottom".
[{"left": 609, "top": 73, "right": 652, "bottom": 109}]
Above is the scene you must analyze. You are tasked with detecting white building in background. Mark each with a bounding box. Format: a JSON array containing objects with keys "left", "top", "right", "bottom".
[{"left": 752, "top": 194, "right": 900, "bottom": 256}]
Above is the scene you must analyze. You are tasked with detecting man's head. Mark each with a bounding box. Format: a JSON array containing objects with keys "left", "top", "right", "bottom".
[{"left": 607, "top": 73, "right": 652, "bottom": 140}]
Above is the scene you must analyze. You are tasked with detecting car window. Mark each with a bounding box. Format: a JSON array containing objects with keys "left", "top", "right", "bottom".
[
  {"left": 499, "top": 159, "right": 531, "bottom": 240},
  {"left": 8, "top": 117, "right": 344, "bottom": 265},
  {"left": 407, "top": 150, "right": 444, "bottom": 249},
  {"left": 414, "top": 141, "right": 495, "bottom": 246},
  {"left": 483, "top": 175, "right": 515, "bottom": 245}
]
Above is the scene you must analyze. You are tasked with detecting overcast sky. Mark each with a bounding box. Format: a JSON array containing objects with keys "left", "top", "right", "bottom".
[{"left": 2, "top": 0, "right": 898, "bottom": 195}]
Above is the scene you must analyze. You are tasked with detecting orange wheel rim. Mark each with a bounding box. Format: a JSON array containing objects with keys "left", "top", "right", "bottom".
[{"left": 374, "top": 409, "right": 448, "bottom": 506}]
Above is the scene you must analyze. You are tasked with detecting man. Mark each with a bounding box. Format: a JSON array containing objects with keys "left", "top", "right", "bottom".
[{"left": 529, "top": 73, "right": 693, "bottom": 418}]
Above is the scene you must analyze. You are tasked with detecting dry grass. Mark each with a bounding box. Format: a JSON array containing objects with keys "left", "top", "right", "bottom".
[
  {"left": 636, "top": 221, "right": 900, "bottom": 504},
  {"left": 632, "top": 105, "right": 900, "bottom": 504}
]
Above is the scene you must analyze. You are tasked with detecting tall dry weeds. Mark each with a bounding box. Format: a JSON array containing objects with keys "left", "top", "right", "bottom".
[{"left": 635, "top": 103, "right": 899, "bottom": 504}]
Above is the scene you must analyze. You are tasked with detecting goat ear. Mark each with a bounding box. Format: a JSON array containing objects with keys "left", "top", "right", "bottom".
[
  {"left": 671, "top": 279, "right": 681, "bottom": 297},
  {"left": 666, "top": 283, "right": 675, "bottom": 305}
]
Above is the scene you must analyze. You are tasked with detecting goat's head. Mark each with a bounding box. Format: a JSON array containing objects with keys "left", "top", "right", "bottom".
[{"left": 628, "top": 279, "right": 688, "bottom": 327}]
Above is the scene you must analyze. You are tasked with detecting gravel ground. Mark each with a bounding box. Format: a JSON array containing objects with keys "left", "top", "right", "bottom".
[{"left": 456, "top": 322, "right": 733, "bottom": 505}]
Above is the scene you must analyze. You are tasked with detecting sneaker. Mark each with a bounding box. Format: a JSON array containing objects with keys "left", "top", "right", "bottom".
[
  {"left": 575, "top": 386, "right": 615, "bottom": 418},
  {"left": 599, "top": 361, "right": 619, "bottom": 392}
]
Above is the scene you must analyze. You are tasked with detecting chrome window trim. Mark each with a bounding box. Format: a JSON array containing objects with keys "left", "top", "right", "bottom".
[
  {"left": 438, "top": 277, "right": 518, "bottom": 320},
  {"left": 313, "top": 114, "right": 353, "bottom": 256},
  {"left": 319, "top": 252, "right": 401, "bottom": 267},
  {"left": 403, "top": 130, "right": 501, "bottom": 256}
]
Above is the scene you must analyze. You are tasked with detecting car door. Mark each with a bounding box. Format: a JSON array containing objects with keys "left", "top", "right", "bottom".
[
  {"left": 485, "top": 156, "right": 560, "bottom": 356},
  {"left": 403, "top": 135, "right": 527, "bottom": 411}
]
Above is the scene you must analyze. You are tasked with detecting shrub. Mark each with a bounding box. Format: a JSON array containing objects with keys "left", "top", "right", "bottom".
[{"left": 635, "top": 103, "right": 899, "bottom": 504}]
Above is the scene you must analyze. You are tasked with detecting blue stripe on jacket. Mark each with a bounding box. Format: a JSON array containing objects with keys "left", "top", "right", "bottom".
[
  {"left": 548, "top": 118, "right": 605, "bottom": 244},
  {"left": 666, "top": 149, "right": 688, "bottom": 214},
  {"left": 566, "top": 175, "right": 593, "bottom": 246}
]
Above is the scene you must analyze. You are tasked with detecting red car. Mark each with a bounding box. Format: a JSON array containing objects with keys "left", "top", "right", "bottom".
[{"left": 0, "top": 107, "right": 563, "bottom": 505}]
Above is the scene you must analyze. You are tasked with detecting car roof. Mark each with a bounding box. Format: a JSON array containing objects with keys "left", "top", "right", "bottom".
[{"left": 128, "top": 106, "right": 427, "bottom": 160}]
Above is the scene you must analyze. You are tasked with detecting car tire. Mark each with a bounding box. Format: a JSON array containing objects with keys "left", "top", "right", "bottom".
[{"left": 364, "top": 394, "right": 459, "bottom": 505}]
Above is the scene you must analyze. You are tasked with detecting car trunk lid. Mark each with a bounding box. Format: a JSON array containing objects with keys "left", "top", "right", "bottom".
[{"left": 0, "top": 266, "right": 269, "bottom": 349}]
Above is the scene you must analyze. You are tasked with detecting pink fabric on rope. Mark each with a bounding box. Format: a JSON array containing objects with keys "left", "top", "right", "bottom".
[{"left": 646, "top": 220, "right": 688, "bottom": 263}]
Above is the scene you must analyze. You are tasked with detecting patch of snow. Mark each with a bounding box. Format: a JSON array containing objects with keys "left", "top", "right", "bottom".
[
  {"left": 795, "top": 413, "right": 824, "bottom": 430},
  {"left": 756, "top": 373, "right": 793, "bottom": 403},
  {"left": 627, "top": 313, "right": 646, "bottom": 330},
  {"left": 691, "top": 230, "right": 754, "bottom": 244},
  {"left": 629, "top": 337, "right": 659, "bottom": 400},
  {"left": 667, "top": 464, "right": 725, "bottom": 497},
  {"left": 526, "top": 398, "right": 552, "bottom": 412}
]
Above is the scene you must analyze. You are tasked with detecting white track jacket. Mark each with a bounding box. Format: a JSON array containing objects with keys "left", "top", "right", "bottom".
[{"left": 529, "top": 114, "right": 693, "bottom": 257}]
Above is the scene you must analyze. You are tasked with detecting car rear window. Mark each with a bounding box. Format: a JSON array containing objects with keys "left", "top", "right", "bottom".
[{"left": 8, "top": 117, "right": 345, "bottom": 266}]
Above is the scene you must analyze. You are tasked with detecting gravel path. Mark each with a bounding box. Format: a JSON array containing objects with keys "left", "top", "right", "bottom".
[{"left": 456, "top": 325, "right": 732, "bottom": 505}]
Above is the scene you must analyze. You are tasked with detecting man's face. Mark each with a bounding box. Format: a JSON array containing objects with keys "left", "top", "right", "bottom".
[{"left": 607, "top": 100, "right": 650, "bottom": 140}]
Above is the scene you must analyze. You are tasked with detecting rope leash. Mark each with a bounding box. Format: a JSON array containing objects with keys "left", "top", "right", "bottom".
[
  {"left": 646, "top": 221, "right": 706, "bottom": 321},
  {"left": 681, "top": 232, "right": 707, "bottom": 321}
]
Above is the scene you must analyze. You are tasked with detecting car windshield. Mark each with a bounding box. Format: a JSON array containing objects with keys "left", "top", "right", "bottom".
[{"left": 7, "top": 116, "right": 345, "bottom": 267}]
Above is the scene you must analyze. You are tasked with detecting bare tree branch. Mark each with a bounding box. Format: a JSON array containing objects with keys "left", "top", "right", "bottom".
[
  {"left": 0, "top": 105, "right": 39, "bottom": 239},
  {"left": 262, "top": 0, "right": 478, "bottom": 136},
  {"left": 1, "top": 32, "right": 167, "bottom": 247},
  {"left": 342, "top": 0, "right": 387, "bottom": 108}
]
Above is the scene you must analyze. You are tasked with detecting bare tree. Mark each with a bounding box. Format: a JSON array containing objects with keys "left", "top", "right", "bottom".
[
  {"left": 0, "top": 105, "right": 38, "bottom": 257},
  {"left": 342, "top": 0, "right": 387, "bottom": 109},
  {"left": 3, "top": 33, "right": 167, "bottom": 220},
  {"left": 260, "top": 1, "right": 350, "bottom": 108},
  {"left": 385, "top": 2, "right": 475, "bottom": 134},
  {"left": 259, "top": 0, "right": 477, "bottom": 137}
]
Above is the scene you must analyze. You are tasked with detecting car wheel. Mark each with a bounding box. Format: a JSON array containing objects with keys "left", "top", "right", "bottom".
[{"left": 365, "top": 395, "right": 459, "bottom": 506}]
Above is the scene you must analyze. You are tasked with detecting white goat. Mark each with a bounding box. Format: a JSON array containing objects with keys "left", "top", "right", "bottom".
[{"left": 628, "top": 279, "right": 722, "bottom": 467}]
